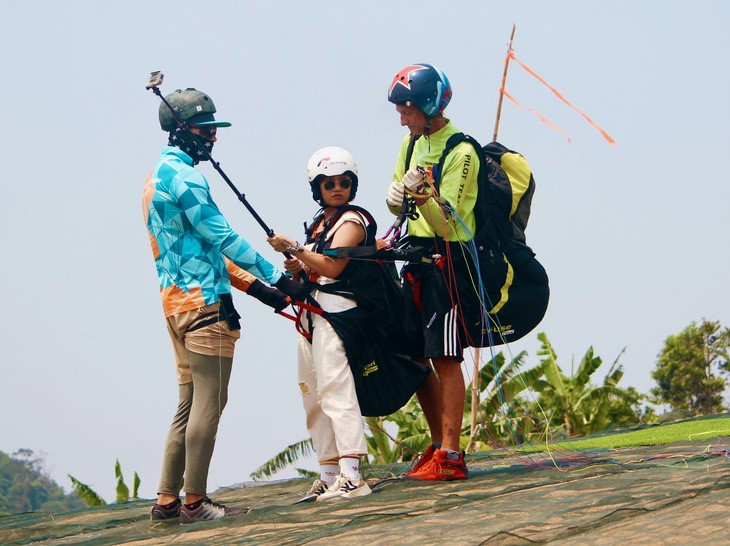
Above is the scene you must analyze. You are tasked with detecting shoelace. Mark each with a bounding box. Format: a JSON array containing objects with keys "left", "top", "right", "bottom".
[
  {"left": 308, "top": 480, "right": 328, "bottom": 494},
  {"left": 339, "top": 480, "right": 357, "bottom": 492},
  {"left": 205, "top": 499, "right": 226, "bottom": 510},
  {"left": 187, "top": 497, "right": 225, "bottom": 511}
]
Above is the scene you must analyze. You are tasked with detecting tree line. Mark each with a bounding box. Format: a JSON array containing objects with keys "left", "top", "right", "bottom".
[{"left": 0, "top": 449, "right": 84, "bottom": 516}]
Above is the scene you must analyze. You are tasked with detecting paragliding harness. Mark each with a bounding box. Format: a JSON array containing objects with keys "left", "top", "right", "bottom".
[
  {"left": 409, "top": 133, "right": 549, "bottom": 346},
  {"left": 293, "top": 204, "right": 429, "bottom": 341},
  {"left": 308, "top": 206, "right": 409, "bottom": 319},
  {"left": 292, "top": 204, "right": 429, "bottom": 417}
]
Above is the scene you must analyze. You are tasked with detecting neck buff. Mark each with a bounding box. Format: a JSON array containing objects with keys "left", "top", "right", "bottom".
[{"left": 167, "top": 127, "right": 214, "bottom": 164}]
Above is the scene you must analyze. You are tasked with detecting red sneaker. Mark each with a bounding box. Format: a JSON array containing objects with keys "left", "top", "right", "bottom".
[
  {"left": 405, "top": 444, "right": 437, "bottom": 477},
  {"left": 405, "top": 449, "right": 468, "bottom": 481}
]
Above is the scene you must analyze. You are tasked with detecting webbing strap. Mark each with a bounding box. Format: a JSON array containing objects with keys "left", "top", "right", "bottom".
[
  {"left": 184, "top": 311, "right": 222, "bottom": 333},
  {"left": 322, "top": 244, "right": 436, "bottom": 264}
]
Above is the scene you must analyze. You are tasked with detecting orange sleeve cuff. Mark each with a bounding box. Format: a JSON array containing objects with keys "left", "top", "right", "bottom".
[{"left": 226, "top": 258, "right": 257, "bottom": 292}]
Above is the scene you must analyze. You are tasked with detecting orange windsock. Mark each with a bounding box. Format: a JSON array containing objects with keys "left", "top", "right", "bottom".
[
  {"left": 508, "top": 52, "right": 616, "bottom": 145},
  {"left": 501, "top": 88, "right": 572, "bottom": 143}
]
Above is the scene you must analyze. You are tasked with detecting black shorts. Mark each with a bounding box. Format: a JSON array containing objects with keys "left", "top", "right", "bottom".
[
  {"left": 402, "top": 242, "right": 550, "bottom": 354},
  {"left": 402, "top": 261, "right": 470, "bottom": 362}
]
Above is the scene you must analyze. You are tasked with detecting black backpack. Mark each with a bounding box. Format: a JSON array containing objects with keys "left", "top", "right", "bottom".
[
  {"left": 432, "top": 134, "right": 536, "bottom": 250},
  {"left": 427, "top": 134, "right": 550, "bottom": 345}
]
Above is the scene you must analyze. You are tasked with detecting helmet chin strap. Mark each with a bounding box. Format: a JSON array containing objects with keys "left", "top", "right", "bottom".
[{"left": 421, "top": 113, "right": 447, "bottom": 136}]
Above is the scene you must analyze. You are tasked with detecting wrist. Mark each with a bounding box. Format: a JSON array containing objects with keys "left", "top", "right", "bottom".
[{"left": 286, "top": 241, "right": 304, "bottom": 254}]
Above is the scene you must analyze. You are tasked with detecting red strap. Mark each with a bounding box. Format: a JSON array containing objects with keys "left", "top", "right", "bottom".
[
  {"left": 405, "top": 271, "right": 423, "bottom": 312},
  {"left": 293, "top": 299, "right": 323, "bottom": 315},
  {"left": 276, "top": 303, "right": 320, "bottom": 340},
  {"left": 294, "top": 306, "right": 312, "bottom": 341},
  {"left": 277, "top": 310, "right": 298, "bottom": 322}
]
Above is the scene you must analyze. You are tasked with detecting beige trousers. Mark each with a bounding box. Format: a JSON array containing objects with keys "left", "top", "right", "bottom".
[{"left": 166, "top": 302, "right": 240, "bottom": 384}]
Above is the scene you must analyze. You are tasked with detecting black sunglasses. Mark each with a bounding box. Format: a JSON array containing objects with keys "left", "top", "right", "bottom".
[
  {"left": 322, "top": 179, "right": 352, "bottom": 191},
  {"left": 192, "top": 126, "right": 217, "bottom": 138}
]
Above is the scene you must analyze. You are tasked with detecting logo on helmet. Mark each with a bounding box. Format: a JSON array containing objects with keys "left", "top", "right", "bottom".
[
  {"left": 317, "top": 157, "right": 347, "bottom": 169},
  {"left": 389, "top": 64, "right": 429, "bottom": 95}
]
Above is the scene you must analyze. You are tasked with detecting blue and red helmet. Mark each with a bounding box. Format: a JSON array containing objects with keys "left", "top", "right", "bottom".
[{"left": 388, "top": 63, "right": 452, "bottom": 117}]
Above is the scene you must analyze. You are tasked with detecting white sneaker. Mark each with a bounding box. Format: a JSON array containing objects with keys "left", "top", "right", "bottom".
[
  {"left": 316, "top": 473, "right": 371, "bottom": 501},
  {"left": 296, "top": 478, "right": 329, "bottom": 503}
]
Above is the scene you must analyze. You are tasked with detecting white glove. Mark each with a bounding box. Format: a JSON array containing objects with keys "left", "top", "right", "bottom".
[
  {"left": 402, "top": 167, "right": 426, "bottom": 194},
  {"left": 386, "top": 180, "right": 405, "bottom": 207}
]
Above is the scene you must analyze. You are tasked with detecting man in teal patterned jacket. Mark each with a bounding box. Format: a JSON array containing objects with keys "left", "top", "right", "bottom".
[{"left": 143, "top": 87, "right": 306, "bottom": 523}]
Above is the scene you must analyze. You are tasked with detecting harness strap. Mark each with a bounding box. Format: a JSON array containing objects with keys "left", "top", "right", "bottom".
[
  {"left": 322, "top": 245, "right": 380, "bottom": 258},
  {"left": 185, "top": 311, "right": 222, "bottom": 333},
  {"left": 400, "top": 133, "right": 421, "bottom": 225},
  {"left": 309, "top": 281, "right": 358, "bottom": 303},
  {"left": 322, "top": 244, "right": 437, "bottom": 264}
]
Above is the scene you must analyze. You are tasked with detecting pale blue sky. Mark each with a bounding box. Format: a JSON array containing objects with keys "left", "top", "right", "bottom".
[{"left": 1, "top": 1, "right": 728, "bottom": 502}]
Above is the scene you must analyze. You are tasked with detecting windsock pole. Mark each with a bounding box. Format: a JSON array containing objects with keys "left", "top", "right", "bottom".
[{"left": 492, "top": 24, "right": 517, "bottom": 142}]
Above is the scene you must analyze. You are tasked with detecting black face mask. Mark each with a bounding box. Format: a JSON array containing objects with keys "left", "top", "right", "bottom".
[{"left": 167, "top": 127, "right": 214, "bottom": 164}]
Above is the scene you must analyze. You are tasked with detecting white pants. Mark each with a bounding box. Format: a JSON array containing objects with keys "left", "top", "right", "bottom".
[{"left": 297, "top": 289, "right": 367, "bottom": 462}]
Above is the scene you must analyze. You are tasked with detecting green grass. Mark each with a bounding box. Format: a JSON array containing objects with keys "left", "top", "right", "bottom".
[{"left": 516, "top": 415, "right": 730, "bottom": 453}]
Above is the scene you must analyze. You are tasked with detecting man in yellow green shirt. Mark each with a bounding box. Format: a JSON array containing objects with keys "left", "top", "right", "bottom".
[{"left": 385, "top": 63, "right": 477, "bottom": 481}]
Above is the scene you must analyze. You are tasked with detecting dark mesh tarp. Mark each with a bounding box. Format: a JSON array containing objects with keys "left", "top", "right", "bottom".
[{"left": 2, "top": 427, "right": 728, "bottom": 545}]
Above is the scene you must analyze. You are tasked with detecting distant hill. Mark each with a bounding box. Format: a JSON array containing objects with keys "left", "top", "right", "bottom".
[{"left": 0, "top": 449, "right": 85, "bottom": 516}]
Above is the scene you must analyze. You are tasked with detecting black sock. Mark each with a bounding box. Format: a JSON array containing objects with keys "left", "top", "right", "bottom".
[{"left": 184, "top": 498, "right": 206, "bottom": 510}]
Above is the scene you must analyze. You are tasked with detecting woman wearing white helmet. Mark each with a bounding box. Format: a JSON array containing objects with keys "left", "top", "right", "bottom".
[{"left": 267, "top": 146, "right": 372, "bottom": 502}]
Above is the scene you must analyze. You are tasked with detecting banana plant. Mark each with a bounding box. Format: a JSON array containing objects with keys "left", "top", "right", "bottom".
[
  {"left": 249, "top": 439, "right": 314, "bottom": 480},
  {"left": 366, "top": 397, "right": 432, "bottom": 464},
  {"left": 68, "top": 459, "right": 139, "bottom": 507},
  {"left": 464, "top": 349, "right": 547, "bottom": 450},
  {"left": 532, "top": 333, "right": 636, "bottom": 438},
  {"left": 114, "top": 459, "right": 140, "bottom": 503},
  {"left": 68, "top": 475, "right": 106, "bottom": 507}
]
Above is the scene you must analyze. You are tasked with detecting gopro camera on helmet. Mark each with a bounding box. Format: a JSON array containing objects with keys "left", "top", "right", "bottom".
[{"left": 146, "top": 71, "right": 164, "bottom": 90}]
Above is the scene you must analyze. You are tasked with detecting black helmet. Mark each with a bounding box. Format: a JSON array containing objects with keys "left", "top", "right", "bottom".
[{"left": 158, "top": 88, "right": 231, "bottom": 131}]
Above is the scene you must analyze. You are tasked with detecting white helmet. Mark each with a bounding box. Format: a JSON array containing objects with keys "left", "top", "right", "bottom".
[
  {"left": 307, "top": 147, "right": 358, "bottom": 182},
  {"left": 306, "top": 146, "right": 359, "bottom": 204}
]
